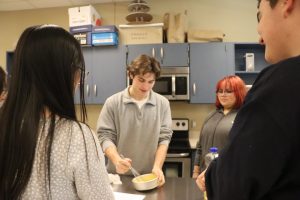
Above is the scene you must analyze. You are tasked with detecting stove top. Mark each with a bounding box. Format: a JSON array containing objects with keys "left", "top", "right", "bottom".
[
  {"left": 168, "top": 140, "right": 191, "bottom": 153},
  {"left": 168, "top": 118, "right": 191, "bottom": 154}
]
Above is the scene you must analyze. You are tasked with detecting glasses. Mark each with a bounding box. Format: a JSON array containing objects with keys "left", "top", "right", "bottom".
[{"left": 216, "top": 89, "right": 233, "bottom": 96}]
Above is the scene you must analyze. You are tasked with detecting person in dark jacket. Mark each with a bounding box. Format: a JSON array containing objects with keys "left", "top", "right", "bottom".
[
  {"left": 192, "top": 75, "right": 246, "bottom": 178},
  {"left": 197, "top": 0, "right": 300, "bottom": 199}
]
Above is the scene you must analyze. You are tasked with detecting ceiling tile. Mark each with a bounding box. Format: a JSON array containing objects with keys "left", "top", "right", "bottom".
[
  {"left": 0, "top": 0, "right": 130, "bottom": 11},
  {"left": 69, "top": 0, "right": 101, "bottom": 6},
  {"left": 0, "top": 0, "right": 20, "bottom": 2},
  {"left": 27, "top": 0, "right": 71, "bottom": 9},
  {"left": 0, "top": 1, "right": 33, "bottom": 11}
]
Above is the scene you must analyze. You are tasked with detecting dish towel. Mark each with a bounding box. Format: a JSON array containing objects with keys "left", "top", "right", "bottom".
[{"left": 108, "top": 173, "right": 122, "bottom": 185}]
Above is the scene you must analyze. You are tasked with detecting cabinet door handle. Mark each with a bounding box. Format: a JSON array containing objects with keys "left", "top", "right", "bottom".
[
  {"left": 86, "top": 84, "right": 90, "bottom": 97},
  {"left": 172, "top": 75, "right": 176, "bottom": 97},
  {"left": 193, "top": 83, "right": 196, "bottom": 95},
  {"left": 94, "top": 84, "right": 97, "bottom": 97},
  {"left": 160, "top": 47, "right": 164, "bottom": 64},
  {"left": 152, "top": 47, "right": 156, "bottom": 58}
]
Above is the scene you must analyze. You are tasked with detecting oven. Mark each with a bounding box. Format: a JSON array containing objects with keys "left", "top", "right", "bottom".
[
  {"left": 163, "top": 118, "right": 192, "bottom": 178},
  {"left": 163, "top": 154, "right": 191, "bottom": 178}
]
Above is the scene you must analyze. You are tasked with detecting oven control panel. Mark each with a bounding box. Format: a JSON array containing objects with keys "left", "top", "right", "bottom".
[{"left": 172, "top": 119, "right": 189, "bottom": 131}]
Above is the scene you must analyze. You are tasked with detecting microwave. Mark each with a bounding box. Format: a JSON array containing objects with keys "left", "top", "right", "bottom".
[
  {"left": 127, "top": 66, "right": 189, "bottom": 100},
  {"left": 153, "top": 67, "right": 189, "bottom": 100}
]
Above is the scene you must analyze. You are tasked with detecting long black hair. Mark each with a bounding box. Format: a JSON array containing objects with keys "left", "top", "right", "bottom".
[{"left": 0, "top": 25, "right": 86, "bottom": 199}]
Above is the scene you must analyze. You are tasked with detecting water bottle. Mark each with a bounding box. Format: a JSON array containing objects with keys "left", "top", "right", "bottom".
[
  {"left": 204, "top": 147, "right": 218, "bottom": 200},
  {"left": 204, "top": 147, "right": 219, "bottom": 168}
]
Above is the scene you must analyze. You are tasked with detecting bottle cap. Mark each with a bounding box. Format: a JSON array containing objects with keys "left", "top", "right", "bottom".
[{"left": 209, "top": 147, "right": 218, "bottom": 153}]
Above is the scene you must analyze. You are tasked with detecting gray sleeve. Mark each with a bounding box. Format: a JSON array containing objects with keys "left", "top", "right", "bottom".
[
  {"left": 96, "top": 98, "right": 118, "bottom": 152},
  {"left": 159, "top": 99, "right": 173, "bottom": 146},
  {"left": 194, "top": 110, "right": 217, "bottom": 166},
  {"left": 194, "top": 140, "right": 202, "bottom": 166},
  {"left": 71, "top": 124, "right": 114, "bottom": 200}
]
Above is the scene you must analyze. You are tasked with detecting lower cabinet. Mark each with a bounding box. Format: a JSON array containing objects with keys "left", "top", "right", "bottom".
[
  {"left": 189, "top": 43, "right": 234, "bottom": 103},
  {"left": 75, "top": 46, "right": 126, "bottom": 104}
]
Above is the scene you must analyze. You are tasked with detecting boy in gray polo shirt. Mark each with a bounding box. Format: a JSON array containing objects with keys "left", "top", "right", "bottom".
[{"left": 97, "top": 54, "right": 172, "bottom": 186}]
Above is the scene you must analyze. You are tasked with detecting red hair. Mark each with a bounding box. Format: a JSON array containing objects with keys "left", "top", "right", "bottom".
[{"left": 215, "top": 75, "right": 247, "bottom": 109}]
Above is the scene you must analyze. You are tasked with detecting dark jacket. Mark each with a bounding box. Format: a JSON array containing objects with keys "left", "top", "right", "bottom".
[{"left": 206, "top": 55, "right": 300, "bottom": 200}]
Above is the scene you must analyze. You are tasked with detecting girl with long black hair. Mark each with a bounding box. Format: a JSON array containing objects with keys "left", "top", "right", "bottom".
[{"left": 0, "top": 25, "right": 114, "bottom": 200}]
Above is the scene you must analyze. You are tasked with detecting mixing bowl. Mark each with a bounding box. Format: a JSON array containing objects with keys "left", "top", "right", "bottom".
[{"left": 132, "top": 173, "right": 158, "bottom": 191}]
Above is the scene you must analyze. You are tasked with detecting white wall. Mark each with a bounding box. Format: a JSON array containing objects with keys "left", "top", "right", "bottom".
[{"left": 0, "top": 0, "right": 260, "bottom": 136}]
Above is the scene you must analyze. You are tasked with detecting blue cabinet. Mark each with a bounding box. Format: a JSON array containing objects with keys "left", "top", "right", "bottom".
[
  {"left": 75, "top": 46, "right": 126, "bottom": 104},
  {"left": 126, "top": 43, "right": 189, "bottom": 67},
  {"left": 75, "top": 47, "right": 93, "bottom": 104},
  {"left": 189, "top": 43, "right": 234, "bottom": 103},
  {"left": 189, "top": 42, "right": 268, "bottom": 104}
]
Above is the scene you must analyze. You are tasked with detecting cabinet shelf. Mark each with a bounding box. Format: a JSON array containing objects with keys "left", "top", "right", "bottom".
[
  {"left": 234, "top": 43, "right": 267, "bottom": 71},
  {"left": 234, "top": 43, "right": 268, "bottom": 85}
]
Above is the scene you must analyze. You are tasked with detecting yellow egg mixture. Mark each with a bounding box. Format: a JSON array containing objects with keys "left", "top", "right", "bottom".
[{"left": 134, "top": 173, "right": 157, "bottom": 182}]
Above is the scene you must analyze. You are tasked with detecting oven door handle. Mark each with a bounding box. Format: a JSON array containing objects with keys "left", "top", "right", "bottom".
[
  {"left": 172, "top": 75, "right": 176, "bottom": 97},
  {"left": 167, "top": 153, "right": 189, "bottom": 158}
]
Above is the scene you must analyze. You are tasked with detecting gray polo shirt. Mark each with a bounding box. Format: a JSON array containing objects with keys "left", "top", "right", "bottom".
[
  {"left": 194, "top": 109, "right": 238, "bottom": 171},
  {"left": 97, "top": 87, "right": 173, "bottom": 174}
]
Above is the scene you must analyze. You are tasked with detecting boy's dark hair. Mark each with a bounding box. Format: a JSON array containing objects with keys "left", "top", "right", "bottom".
[
  {"left": 127, "top": 54, "right": 161, "bottom": 79},
  {"left": 258, "top": 0, "right": 279, "bottom": 8}
]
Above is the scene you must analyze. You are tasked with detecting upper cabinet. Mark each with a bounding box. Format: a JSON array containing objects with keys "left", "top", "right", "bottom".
[
  {"left": 6, "top": 42, "right": 267, "bottom": 105},
  {"left": 189, "top": 43, "right": 234, "bottom": 103},
  {"left": 6, "top": 48, "right": 125, "bottom": 105},
  {"left": 75, "top": 45, "right": 126, "bottom": 104},
  {"left": 126, "top": 43, "right": 189, "bottom": 67},
  {"left": 189, "top": 42, "right": 268, "bottom": 103},
  {"left": 233, "top": 43, "right": 268, "bottom": 85}
]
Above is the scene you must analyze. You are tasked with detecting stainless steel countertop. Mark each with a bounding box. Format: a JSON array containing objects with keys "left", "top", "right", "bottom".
[{"left": 112, "top": 175, "right": 204, "bottom": 200}]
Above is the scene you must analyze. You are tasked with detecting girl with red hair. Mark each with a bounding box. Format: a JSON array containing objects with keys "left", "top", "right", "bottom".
[{"left": 192, "top": 75, "right": 246, "bottom": 178}]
